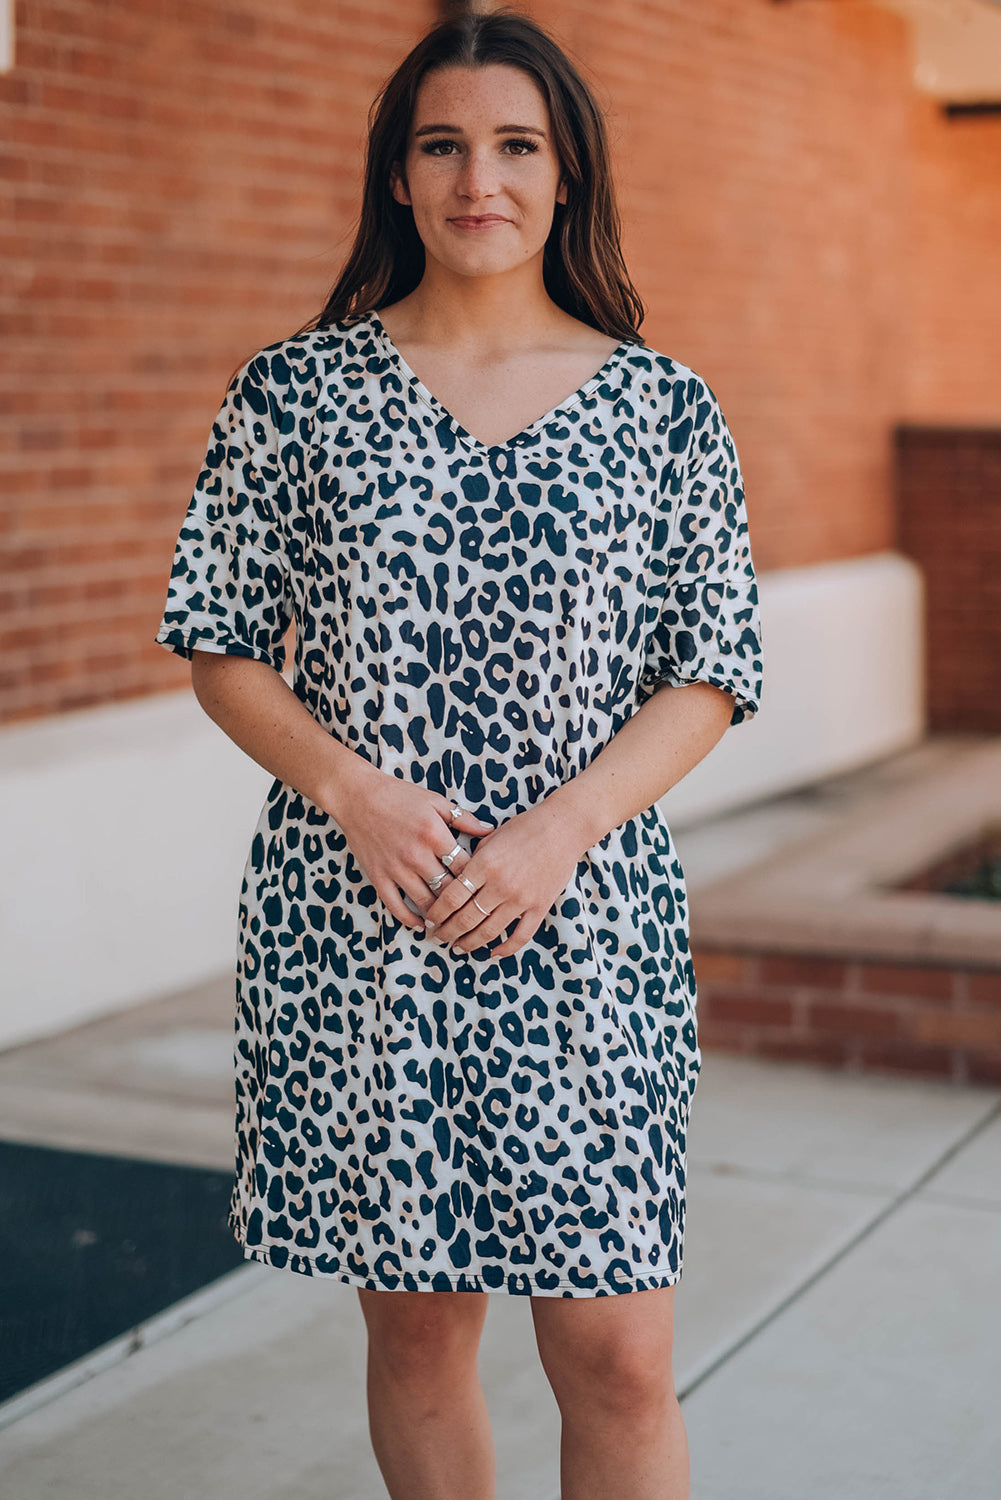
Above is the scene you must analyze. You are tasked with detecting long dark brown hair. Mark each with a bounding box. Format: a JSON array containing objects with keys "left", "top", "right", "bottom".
[{"left": 291, "top": 7, "right": 644, "bottom": 344}]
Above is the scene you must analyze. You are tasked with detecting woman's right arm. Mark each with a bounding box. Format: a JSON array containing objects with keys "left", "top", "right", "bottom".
[
  {"left": 160, "top": 358, "right": 493, "bottom": 934},
  {"left": 190, "top": 649, "right": 376, "bottom": 827},
  {"left": 189, "top": 650, "right": 493, "bottom": 933}
]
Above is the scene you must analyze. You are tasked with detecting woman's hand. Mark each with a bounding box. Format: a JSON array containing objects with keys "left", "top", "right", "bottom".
[
  {"left": 421, "top": 794, "right": 595, "bottom": 958},
  {"left": 333, "top": 763, "right": 494, "bottom": 933}
]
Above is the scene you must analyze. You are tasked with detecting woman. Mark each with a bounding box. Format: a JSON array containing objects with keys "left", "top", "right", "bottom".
[{"left": 155, "top": 9, "right": 762, "bottom": 1498}]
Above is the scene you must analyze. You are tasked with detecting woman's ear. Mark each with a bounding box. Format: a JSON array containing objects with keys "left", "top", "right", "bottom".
[
  {"left": 390, "top": 163, "right": 411, "bottom": 207},
  {"left": 556, "top": 177, "right": 568, "bottom": 206}
]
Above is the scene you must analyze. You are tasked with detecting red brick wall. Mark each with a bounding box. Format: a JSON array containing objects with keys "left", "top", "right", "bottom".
[
  {"left": 895, "top": 427, "right": 1001, "bottom": 733},
  {"left": 2, "top": 0, "right": 1001, "bottom": 724},
  {"left": 693, "top": 947, "right": 1001, "bottom": 1085}
]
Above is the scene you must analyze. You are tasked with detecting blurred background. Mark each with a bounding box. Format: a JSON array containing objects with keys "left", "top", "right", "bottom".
[{"left": 2, "top": 4, "right": 1001, "bottom": 1493}]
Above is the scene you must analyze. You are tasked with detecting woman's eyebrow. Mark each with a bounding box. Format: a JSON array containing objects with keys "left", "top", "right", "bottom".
[{"left": 413, "top": 123, "right": 548, "bottom": 138}]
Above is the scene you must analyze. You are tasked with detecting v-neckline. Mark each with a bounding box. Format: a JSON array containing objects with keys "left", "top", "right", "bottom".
[{"left": 368, "top": 309, "right": 635, "bottom": 456}]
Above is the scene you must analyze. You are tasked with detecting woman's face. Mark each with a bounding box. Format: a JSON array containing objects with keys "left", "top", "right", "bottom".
[{"left": 391, "top": 63, "right": 567, "bottom": 283}]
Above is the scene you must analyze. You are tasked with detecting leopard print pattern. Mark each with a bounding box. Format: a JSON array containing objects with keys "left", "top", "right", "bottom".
[{"left": 155, "top": 312, "right": 763, "bottom": 1296}]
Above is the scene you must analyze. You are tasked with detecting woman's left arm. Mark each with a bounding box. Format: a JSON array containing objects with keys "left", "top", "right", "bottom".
[
  {"left": 548, "top": 679, "right": 736, "bottom": 849},
  {"left": 422, "top": 680, "right": 734, "bottom": 957}
]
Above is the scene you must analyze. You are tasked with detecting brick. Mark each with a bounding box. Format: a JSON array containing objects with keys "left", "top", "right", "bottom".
[
  {"left": 749, "top": 1036, "right": 852, "bottom": 1071},
  {"left": 807, "top": 1002, "right": 901, "bottom": 1040},
  {"left": 708, "top": 992, "right": 795, "bottom": 1028},
  {"left": 856, "top": 964, "right": 955, "bottom": 1002},
  {"left": 912, "top": 1011, "right": 1001, "bottom": 1050},
  {"left": 698, "top": 1033, "right": 755, "bottom": 1059},
  {"left": 898, "top": 424, "right": 1001, "bottom": 732},
  {"left": 758, "top": 954, "right": 848, "bottom": 989},
  {"left": 691, "top": 950, "right": 751, "bottom": 984},
  {"left": 966, "top": 1052, "right": 1001, "bottom": 1087},
  {"left": 968, "top": 972, "right": 1001, "bottom": 1008}
]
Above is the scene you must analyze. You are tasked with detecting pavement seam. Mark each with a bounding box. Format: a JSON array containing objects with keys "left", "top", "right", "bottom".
[
  {"left": 676, "top": 1091, "right": 1001, "bottom": 1404},
  {"left": 694, "top": 1163, "right": 905, "bottom": 1199}
]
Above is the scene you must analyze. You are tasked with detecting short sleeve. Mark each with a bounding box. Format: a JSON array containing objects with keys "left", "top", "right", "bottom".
[
  {"left": 154, "top": 354, "right": 293, "bottom": 671},
  {"left": 638, "top": 377, "right": 763, "bottom": 727}
]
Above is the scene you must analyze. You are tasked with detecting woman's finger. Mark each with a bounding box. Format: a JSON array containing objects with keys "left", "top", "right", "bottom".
[
  {"left": 380, "top": 880, "right": 427, "bottom": 931},
  {"left": 489, "top": 909, "right": 542, "bottom": 958},
  {"left": 401, "top": 860, "right": 457, "bottom": 921},
  {"left": 396, "top": 815, "right": 474, "bottom": 926},
  {"left": 436, "top": 800, "right": 493, "bottom": 837},
  {"left": 427, "top": 872, "right": 514, "bottom": 946},
  {"left": 420, "top": 831, "right": 480, "bottom": 926},
  {"left": 423, "top": 861, "right": 487, "bottom": 933},
  {"left": 451, "top": 900, "right": 521, "bottom": 954},
  {"left": 419, "top": 809, "right": 511, "bottom": 938}
]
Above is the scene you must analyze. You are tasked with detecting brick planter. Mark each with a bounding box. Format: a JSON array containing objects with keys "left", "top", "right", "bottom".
[{"left": 692, "top": 948, "right": 1001, "bottom": 1085}]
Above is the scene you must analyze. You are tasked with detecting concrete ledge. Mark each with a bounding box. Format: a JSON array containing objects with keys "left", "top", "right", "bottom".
[
  {"left": 688, "top": 737, "right": 1001, "bottom": 1083},
  {"left": 690, "top": 737, "right": 1001, "bottom": 969}
]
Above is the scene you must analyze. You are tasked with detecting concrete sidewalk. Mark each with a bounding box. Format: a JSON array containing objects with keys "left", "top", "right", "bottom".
[{"left": 0, "top": 969, "right": 998, "bottom": 1499}]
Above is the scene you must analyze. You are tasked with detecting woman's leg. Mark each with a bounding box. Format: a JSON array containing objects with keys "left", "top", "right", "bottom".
[
  {"left": 357, "top": 1287, "right": 495, "bottom": 1500},
  {"left": 531, "top": 1285, "right": 689, "bottom": 1500}
]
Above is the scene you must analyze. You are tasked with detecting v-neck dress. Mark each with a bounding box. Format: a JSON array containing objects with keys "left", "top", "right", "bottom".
[{"left": 155, "top": 310, "right": 763, "bottom": 1297}]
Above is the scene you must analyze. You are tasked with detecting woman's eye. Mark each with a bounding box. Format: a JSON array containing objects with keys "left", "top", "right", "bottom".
[{"left": 417, "top": 138, "right": 540, "bottom": 157}]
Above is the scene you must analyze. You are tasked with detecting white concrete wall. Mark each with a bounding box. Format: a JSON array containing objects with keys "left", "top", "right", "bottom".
[
  {"left": 0, "top": 692, "right": 273, "bottom": 1052},
  {"left": 0, "top": 549, "right": 925, "bottom": 1051},
  {"left": 660, "top": 549, "right": 926, "bottom": 827}
]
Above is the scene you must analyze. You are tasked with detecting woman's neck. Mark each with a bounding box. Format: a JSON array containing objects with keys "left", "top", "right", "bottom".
[{"left": 382, "top": 265, "right": 576, "bottom": 355}]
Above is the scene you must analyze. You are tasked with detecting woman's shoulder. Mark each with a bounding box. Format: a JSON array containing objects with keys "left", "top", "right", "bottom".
[
  {"left": 621, "top": 338, "right": 715, "bottom": 396},
  {"left": 231, "top": 315, "right": 379, "bottom": 389},
  {"left": 617, "top": 339, "right": 726, "bottom": 431}
]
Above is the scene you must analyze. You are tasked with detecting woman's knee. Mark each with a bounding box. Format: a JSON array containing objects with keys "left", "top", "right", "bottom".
[
  {"left": 546, "top": 1338, "right": 674, "bottom": 1413},
  {"left": 533, "top": 1298, "right": 676, "bottom": 1413},
  {"left": 358, "top": 1288, "right": 487, "bottom": 1381}
]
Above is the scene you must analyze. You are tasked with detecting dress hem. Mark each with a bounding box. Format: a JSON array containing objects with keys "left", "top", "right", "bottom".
[{"left": 235, "top": 1234, "right": 684, "bottom": 1297}]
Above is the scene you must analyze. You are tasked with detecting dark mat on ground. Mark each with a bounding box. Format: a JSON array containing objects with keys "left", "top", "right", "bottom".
[{"left": 0, "top": 1139, "right": 246, "bottom": 1406}]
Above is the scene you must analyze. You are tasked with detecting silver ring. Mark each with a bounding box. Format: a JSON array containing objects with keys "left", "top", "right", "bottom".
[
  {"left": 440, "top": 844, "right": 463, "bottom": 868},
  {"left": 457, "top": 874, "right": 479, "bottom": 894},
  {"left": 472, "top": 897, "right": 490, "bottom": 916},
  {"left": 426, "top": 871, "right": 448, "bottom": 894},
  {"left": 448, "top": 801, "right": 466, "bottom": 823}
]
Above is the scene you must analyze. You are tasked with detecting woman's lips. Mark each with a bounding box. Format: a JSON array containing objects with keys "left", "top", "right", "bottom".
[{"left": 448, "top": 216, "right": 509, "bottom": 230}]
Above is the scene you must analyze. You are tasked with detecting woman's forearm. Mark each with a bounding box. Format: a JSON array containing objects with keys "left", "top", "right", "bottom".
[
  {"left": 191, "top": 652, "right": 733, "bottom": 850},
  {"left": 547, "top": 682, "right": 736, "bottom": 849},
  {"left": 189, "top": 651, "right": 378, "bottom": 822}
]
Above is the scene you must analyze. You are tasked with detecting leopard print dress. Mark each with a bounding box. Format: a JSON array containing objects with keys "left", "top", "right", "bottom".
[{"left": 155, "top": 310, "right": 763, "bottom": 1297}]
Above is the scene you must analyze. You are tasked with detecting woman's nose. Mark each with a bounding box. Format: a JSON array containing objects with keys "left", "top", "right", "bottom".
[{"left": 456, "top": 150, "right": 499, "bottom": 201}]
